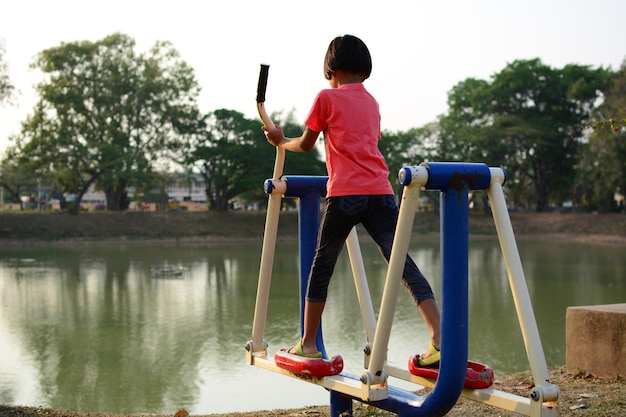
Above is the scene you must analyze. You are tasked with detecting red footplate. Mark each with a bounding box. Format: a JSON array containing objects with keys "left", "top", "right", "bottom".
[
  {"left": 408, "top": 356, "right": 494, "bottom": 389},
  {"left": 274, "top": 350, "right": 343, "bottom": 377}
]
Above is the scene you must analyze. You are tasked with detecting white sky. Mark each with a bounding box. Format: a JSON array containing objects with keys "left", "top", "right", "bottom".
[{"left": 1, "top": 0, "right": 625, "bottom": 154}]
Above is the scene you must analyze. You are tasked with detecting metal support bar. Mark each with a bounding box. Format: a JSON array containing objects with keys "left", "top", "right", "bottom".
[
  {"left": 248, "top": 154, "right": 285, "bottom": 355},
  {"left": 366, "top": 180, "right": 422, "bottom": 382},
  {"left": 487, "top": 168, "right": 560, "bottom": 416},
  {"left": 346, "top": 227, "right": 377, "bottom": 349}
]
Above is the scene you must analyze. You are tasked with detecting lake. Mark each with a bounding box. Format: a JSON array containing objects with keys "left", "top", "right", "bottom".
[{"left": 0, "top": 237, "right": 624, "bottom": 414}]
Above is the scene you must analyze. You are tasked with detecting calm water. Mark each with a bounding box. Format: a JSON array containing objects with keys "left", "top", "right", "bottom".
[{"left": 0, "top": 237, "right": 624, "bottom": 414}]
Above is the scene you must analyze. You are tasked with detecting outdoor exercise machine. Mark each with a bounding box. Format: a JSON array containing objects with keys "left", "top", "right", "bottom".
[{"left": 245, "top": 65, "right": 560, "bottom": 417}]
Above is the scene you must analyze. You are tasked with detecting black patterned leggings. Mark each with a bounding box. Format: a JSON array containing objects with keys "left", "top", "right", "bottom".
[{"left": 305, "top": 195, "right": 435, "bottom": 305}]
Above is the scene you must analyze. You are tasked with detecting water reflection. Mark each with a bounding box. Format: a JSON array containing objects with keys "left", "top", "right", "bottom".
[{"left": 0, "top": 239, "right": 624, "bottom": 414}]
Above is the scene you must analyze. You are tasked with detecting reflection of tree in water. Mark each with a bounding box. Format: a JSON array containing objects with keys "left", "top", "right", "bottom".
[
  {"left": 3, "top": 240, "right": 622, "bottom": 412},
  {"left": 0, "top": 243, "right": 261, "bottom": 413}
]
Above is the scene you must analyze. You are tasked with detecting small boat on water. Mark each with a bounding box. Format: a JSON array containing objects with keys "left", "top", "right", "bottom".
[{"left": 150, "top": 266, "right": 184, "bottom": 277}]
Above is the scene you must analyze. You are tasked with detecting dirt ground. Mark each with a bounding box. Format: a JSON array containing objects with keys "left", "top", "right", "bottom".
[{"left": 1, "top": 367, "right": 624, "bottom": 416}]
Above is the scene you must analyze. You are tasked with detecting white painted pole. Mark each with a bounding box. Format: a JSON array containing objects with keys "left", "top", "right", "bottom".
[
  {"left": 346, "top": 227, "right": 377, "bottom": 346},
  {"left": 249, "top": 65, "right": 285, "bottom": 353},
  {"left": 367, "top": 182, "right": 422, "bottom": 381},
  {"left": 487, "top": 168, "right": 558, "bottom": 403}
]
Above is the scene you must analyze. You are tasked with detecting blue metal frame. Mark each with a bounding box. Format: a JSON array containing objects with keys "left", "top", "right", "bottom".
[
  {"left": 280, "top": 176, "right": 330, "bottom": 358},
  {"left": 282, "top": 162, "right": 493, "bottom": 416}
]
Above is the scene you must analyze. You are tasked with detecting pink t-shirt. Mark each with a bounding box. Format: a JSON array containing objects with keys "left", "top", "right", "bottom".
[{"left": 304, "top": 83, "right": 394, "bottom": 197}]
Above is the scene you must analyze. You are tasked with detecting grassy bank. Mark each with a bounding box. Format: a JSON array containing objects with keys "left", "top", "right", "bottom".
[{"left": 0, "top": 210, "right": 624, "bottom": 245}]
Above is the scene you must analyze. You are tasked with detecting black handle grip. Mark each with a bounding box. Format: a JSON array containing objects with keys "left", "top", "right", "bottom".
[{"left": 256, "top": 64, "right": 270, "bottom": 103}]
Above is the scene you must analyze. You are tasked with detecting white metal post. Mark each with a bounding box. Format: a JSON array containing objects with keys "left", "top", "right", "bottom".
[
  {"left": 346, "top": 227, "right": 377, "bottom": 346},
  {"left": 365, "top": 181, "right": 421, "bottom": 384},
  {"left": 487, "top": 168, "right": 560, "bottom": 414}
]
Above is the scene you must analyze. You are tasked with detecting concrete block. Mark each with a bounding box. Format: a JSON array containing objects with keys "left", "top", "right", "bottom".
[{"left": 566, "top": 303, "right": 626, "bottom": 378}]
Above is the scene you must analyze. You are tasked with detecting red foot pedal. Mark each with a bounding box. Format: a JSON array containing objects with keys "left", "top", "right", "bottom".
[
  {"left": 408, "top": 356, "right": 494, "bottom": 389},
  {"left": 274, "top": 350, "right": 343, "bottom": 377}
]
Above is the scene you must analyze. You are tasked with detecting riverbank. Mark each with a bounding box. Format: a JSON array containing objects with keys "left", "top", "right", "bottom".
[
  {"left": 1, "top": 367, "right": 624, "bottom": 416},
  {"left": 0, "top": 210, "right": 624, "bottom": 246}
]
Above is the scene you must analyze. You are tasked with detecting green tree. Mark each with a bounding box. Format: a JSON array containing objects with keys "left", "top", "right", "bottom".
[
  {"left": 133, "top": 170, "right": 176, "bottom": 211},
  {"left": 439, "top": 77, "right": 529, "bottom": 210},
  {"left": 439, "top": 78, "right": 494, "bottom": 161},
  {"left": 14, "top": 33, "right": 202, "bottom": 214},
  {"left": 440, "top": 59, "right": 610, "bottom": 211},
  {"left": 187, "top": 109, "right": 325, "bottom": 211},
  {"left": 0, "top": 147, "right": 38, "bottom": 210},
  {"left": 0, "top": 38, "right": 15, "bottom": 105},
  {"left": 579, "top": 59, "right": 626, "bottom": 211},
  {"left": 0, "top": 38, "right": 19, "bottom": 207},
  {"left": 380, "top": 124, "right": 438, "bottom": 195},
  {"left": 188, "top": 109, "right": 268, "bottom": 211}
]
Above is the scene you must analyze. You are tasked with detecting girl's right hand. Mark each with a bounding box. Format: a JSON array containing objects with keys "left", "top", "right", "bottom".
[{"left": 262, "top": 125, "right": 285, "bottom": 147}]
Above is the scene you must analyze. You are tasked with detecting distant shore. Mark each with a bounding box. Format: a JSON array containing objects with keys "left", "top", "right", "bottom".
[{"left": 0, "top": 210, "right": 624, "bottom": 247}]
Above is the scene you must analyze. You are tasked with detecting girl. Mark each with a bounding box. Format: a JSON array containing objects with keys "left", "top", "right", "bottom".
[{"left": 263, "top": 34, "right": 441, "bottom": 367}]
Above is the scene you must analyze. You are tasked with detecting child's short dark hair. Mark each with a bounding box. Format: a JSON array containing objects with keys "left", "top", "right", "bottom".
[{"left": 323, "top": 35, "right": 372, "bottom": 81}]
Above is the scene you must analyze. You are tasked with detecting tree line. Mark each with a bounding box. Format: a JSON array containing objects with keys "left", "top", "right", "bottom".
[{"left": 1, "top": 33, "right": 624, "bottom": 214}]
